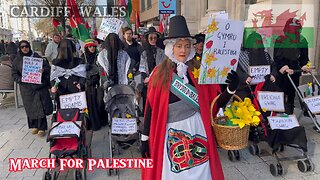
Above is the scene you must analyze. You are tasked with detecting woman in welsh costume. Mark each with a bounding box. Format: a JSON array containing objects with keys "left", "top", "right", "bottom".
[{"left": 140, "top": 15, "right": 239, "bottom": 180}]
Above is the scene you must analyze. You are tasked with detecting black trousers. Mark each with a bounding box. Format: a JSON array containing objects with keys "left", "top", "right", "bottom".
[{"left": 27, "top": 117, "right": 47, "bottom": 130}]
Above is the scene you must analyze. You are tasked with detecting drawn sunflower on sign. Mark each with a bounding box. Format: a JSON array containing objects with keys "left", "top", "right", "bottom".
[
  {"left": 221, "top": 66, "right": 230, "bottom": 78},
  {"left": 207, "top": 68, "right": 217, "bottom": 78},
  {"left": 208, "top": 19, "right": 219, "bottom": 33},
  {"left": 205, "top": 53, "right": 218, "bottom": 66}
]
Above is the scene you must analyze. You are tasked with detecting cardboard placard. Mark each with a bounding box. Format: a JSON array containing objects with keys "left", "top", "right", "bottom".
[
  {"left": 59, "top": 92, "right": 87, "bottom": 110},
  {"left": 49, "top": 121, "right": 82, "bottom": 137},
  {"left": 21, "top": 56, "right": 43, "bottom": 84},
  {"left": 303, "top": 95, "right": 320, "bottom": 114},
  {"left": 257, "top": 91, "right": 285, "bottom": 112},
  {"left": 199, "top": 19, "right": 244, "bottom": 84},
  {"left": 111, "top": 118, "right": 137, "bottom": 135},
  {"left": 97, "top": 18, "right": 123, "bottom": 40},
  {"left": 267, "top": 115, "right": 299, "bottom": 130},
  {"left": 249, "top": 65, "right": 270, "bottom": 84}
]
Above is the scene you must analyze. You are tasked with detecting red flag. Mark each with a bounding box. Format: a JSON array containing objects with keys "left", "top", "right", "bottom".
[
  {"left": 52, "top": 18, "right": 60, "bottom": 28},
  {"left": 135, "top": 11, "right": 140, "bottom": 30},
  {"left": 67, "top": 0, "right": 83, "bottom": 25},
  {"left": 85, "top": 21, "right": 90, "bottom": 29}
]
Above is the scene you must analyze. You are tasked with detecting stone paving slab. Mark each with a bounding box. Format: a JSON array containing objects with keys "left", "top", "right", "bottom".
[{"left": 2, "top": 94, "right": 320, "bottom": 179}]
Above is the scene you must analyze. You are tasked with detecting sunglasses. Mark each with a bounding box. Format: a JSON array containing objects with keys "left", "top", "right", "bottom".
[
  {"left": 20, "top": 45, "right": 29, "bottom": 49},
  {"left": 149, "top": 37, "right": 157, "bottom": 40},
  {"left": 88, "top": 46, "right": 96, "bottom": 48}
]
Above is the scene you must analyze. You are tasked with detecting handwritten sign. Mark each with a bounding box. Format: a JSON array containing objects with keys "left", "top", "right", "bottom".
[
  {"left": 21, "top": 56, "right": 43, "bottom": 84},
  {"left": 49, "top": 121, "right": 82, "bottom": 137},
  {"left": 303, "top": 95, "right": 320, "bottom": 114},
  {"left": 267, "top": 115, "right": 299, "bottom": 130},
  {"left": 59, "top": 92, "right": 87, "bottom": 110},
  {"left": 97, "top": 18, "right": 123, "bottom": 40},
  {"left": 249, "top": 65, "right": 270, "bottom": 84},
  {"left": 199, "top": 19, "right": 244, "bottom": 84},
  {"left": 111, "top": 118, "right": 137, "bottom": 134},
  {"left": 257, "top": 91, "right": 285, "bottom": 112}
]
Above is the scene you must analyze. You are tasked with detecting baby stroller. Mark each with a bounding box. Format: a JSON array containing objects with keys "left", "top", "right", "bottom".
[
  {"left": 287, "top": 70, "right": 320, "bottom": 131},
  {"left": 43, "top": 96, "right": 92, "bottom": 180},
  {"left": 248, "top": 75, "right": 312, "bottom": 176},
  {"left": 104, "top": 84, "right": 140, "bottom": 175}
]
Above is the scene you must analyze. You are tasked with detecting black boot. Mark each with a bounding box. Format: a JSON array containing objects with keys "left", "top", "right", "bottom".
[{"left": 285, "top": 104, "right": 294, "bottom": 115}]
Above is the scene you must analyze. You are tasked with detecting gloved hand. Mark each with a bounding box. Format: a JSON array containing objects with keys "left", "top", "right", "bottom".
[
  {"left": 225, "top": 70, "right": 239, "bottom": 92},
  {"left": 140, "top": 140, "right": 150, "bottom": 158}
]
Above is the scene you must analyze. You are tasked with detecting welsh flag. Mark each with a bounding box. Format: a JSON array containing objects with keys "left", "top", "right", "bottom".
[
  {"left": 119, "top": 0, "right": 132, "bottom": 28},
  {"left": 67, "top": 0, "right": 90, "bottom": 42}
]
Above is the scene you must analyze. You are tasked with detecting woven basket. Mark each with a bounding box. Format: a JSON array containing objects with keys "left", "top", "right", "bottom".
[{"left": 210, "top": 94, "right": 250, "bottom": 150}]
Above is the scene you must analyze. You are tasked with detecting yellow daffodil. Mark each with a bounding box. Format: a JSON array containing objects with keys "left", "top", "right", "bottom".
[
  {"left": 207, "top": 68, "right": 217, "bottom": 78},
  {"left": 196, "top": 56, "right": 201, "bottom": 61},
  {"left": 208, "top": 20, "right": 219, "bottom": 33},
  {"left": 223, "top": 98, "right": 261, "bottom": 129},
  {"left": 192, "top": 67, "right": 200, "bottom": 79},
  {"left": 262, "top": 108, "right": 267, "bottom": 112},
  {"left": 128, "top": 73, "right": 133, "bottom": 79},
  {"left": 221, "top": 67, "right": 230, "bottom": 78},
  {"left": 307, "top": 61, "right": 312, "bottom": 68},
  {"left": 308, "top": 82, "right": 313, "bottom": 87},
  {"left": 125, "top": 113, "right": 132, "bottom": 118}
]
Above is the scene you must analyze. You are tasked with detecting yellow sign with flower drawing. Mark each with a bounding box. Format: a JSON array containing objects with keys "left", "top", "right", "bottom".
[{"left": 199, "top": 18, "right": 244, "bottom": 84}]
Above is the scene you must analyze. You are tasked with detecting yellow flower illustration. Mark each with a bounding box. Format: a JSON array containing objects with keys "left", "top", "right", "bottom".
[
  {"left": 205, "top": 53, "right": 218, "bottom": 66},
  {"left": 207, "top": 68, "right": 217, "bottom": 78},
  {"left": 208, "top": 20, "right": 219, "bottom": 33},
  {"left": 262, "top": 108, "right": 267, "bottom": 113},
  {"left": 128, "top": 73, "right": 133, "bottom": 79},
  {"left": 192, "top": 67, "right": 200, "bottom": 79},
  {"left": 196, "top": 56, "right": 201, "bottom": 61},
  {"left": 221, "top": 67, "right": 230, "bottom": 78}
]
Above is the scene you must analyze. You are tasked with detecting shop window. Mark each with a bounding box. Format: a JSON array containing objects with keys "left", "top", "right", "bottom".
[
  {"left": 147, "top": 0, "right": 151, "bottom": 9},
  {"left": 141, "top": 0, "right": 146, "bottom": 12}
]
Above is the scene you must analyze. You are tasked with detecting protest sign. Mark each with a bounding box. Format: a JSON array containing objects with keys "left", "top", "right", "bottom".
[
  {"left": 249, "top": 65, "right": 270, "bottom": 84},
  {"left": 111, "top": 118, "right": 137, "bottom": 134},
  {"left": 97, "top": 18, "right": 123, "bottom": 40},
  {"left": 267, "top": 115, "right": 299, "bottom": 130},
  {"left": 21, "top": 56, "right": 43, "bottom": 84},
  {"left": 50, "top": 121, "right": 82, "bottom": 137},
  {"left": 59, "top": 92, "right": 87, "bottom": 110},
  {"left": 257, "top": 91, "right": 285, "bottom": 112},
  {"left": 303, "top": 95, "right": 320, "bottom": 114},
  {"left": 199, "top": 19, "right": 244, "bottom": 84}
]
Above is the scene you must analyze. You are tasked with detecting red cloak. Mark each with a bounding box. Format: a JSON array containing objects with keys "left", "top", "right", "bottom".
[{"left": 141, "top": 69, "right": 224, "bottom": 180}]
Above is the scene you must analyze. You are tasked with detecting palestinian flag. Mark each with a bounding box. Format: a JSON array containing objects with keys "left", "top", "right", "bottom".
[
  {"left": 52, "top": 18, "right": 63, "bottom": 32},
  {"left": 67, "top": 0, "right": 90, "bottom": 42}
]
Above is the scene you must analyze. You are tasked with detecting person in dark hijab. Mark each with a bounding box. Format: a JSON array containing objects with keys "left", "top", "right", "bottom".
[
  {"left": 12, "top": 40, "right": 52, "bottom": 137},
  {"left": 97, "top": 33, "right": 131, "bottom": 88},
  {"left": 81, "top": 39, "right": 106, "bottom": 130},
  {"left": 274, "top": 18, "right": 310, "bottom": 114},
  {"left": 50, "top": 39, "right": 86, "bottom": 107},
  {"left": 236, "top": 32, "right": 277, "bottom": 100},
  {"left": 193, "top": 33, "right": 205, "bottom": 60}
]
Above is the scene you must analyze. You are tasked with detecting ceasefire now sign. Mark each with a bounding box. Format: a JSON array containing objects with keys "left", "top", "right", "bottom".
[{"left": 159, "top": 0, "right": 176, "bottom": 14}]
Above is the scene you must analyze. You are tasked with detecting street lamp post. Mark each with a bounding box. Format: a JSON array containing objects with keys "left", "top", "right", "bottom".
[{"left": 25, "top": 0, "right": 33, "bottom": 48}]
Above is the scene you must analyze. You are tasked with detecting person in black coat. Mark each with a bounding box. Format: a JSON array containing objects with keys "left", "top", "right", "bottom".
[
  {"left": 50, "top": 39, "right": 86, "bottom": 107},
  {"left": 81, "top": 39, "right": 107, "bottom": 130},
  {"left": 123, "top": 27, "right": 142, "bottom": 73},
  {"left": 12, "top": 40, "right": 53, "bottom": 137},
  {"left": 274, "top": 18, "right": 310, "bottom": 114}
]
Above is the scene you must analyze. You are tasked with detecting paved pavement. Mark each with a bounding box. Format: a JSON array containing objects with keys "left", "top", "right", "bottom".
[{"left": 1, "top": 93, "right": 320, "bottom": 180}]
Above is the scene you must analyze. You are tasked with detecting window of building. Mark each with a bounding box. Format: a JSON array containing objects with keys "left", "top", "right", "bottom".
[
  {"left": 147, "top": 0, "right": 151, "bottom": 9},
  {"left": 141, "top": 0, "right": 145, "bottom": 12},
  {"left": 0, "top": 13, "right": 3, "bottom": 28}
]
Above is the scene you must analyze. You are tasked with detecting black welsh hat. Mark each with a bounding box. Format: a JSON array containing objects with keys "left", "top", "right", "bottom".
[
  {"left": 144, "top": 27, "right": 161, "bottom": 38},
  {"left": 164, "top": 15, "right": 195, "bottom": 44}
]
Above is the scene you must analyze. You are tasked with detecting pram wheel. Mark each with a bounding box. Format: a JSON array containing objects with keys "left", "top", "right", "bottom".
[
  {"left": 297, "top": 159, "right": 314, "bottom": 172},
  {"left": 269, "top": 163, "right": 283, "bottom": 176},
  {"left": 249, "top": 144, "right": 261, "bottom": 156},
  {"left": 228, "top": 150, "right": 240, "bottom": 161}
]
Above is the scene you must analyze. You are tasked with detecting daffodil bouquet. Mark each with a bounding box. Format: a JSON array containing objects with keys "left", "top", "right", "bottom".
[{"left": 223, "top": 97, "right": 261, "bottom": 128}]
